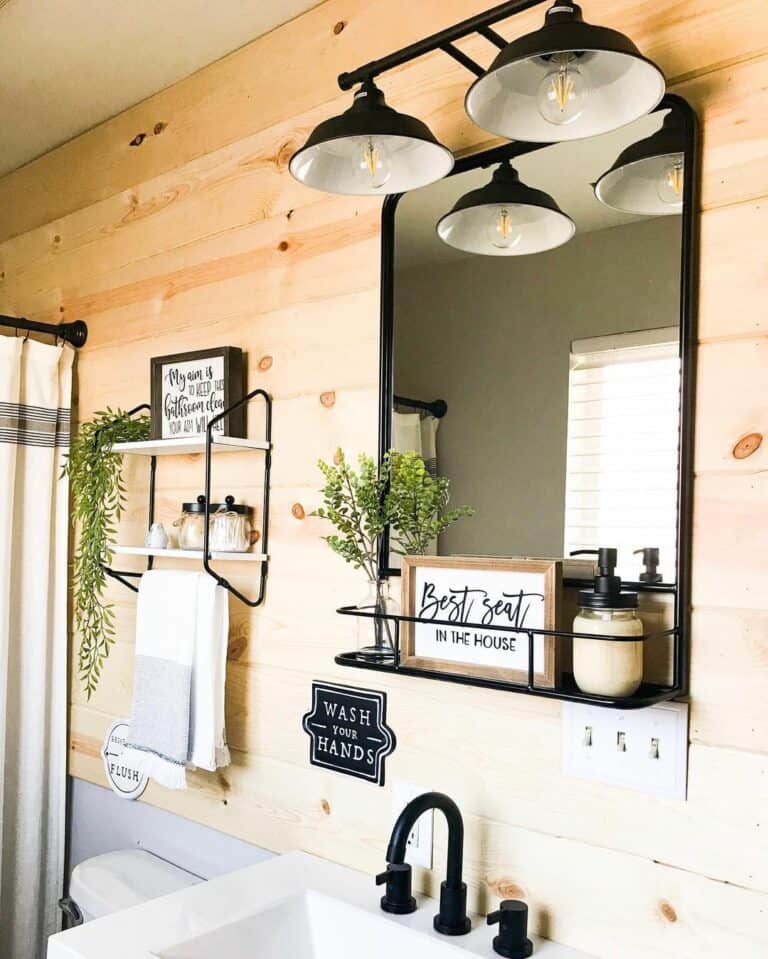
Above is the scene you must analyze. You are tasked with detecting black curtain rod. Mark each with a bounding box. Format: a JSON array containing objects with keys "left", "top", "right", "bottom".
[
  {"left": 394, "top": 394, "right": 448, "bottom": 419},
  {"left": 338, "top": 0, "right": 549, "bottom": 90},
  {"left": 0, "top": 315, "right": 88, "bottom": 348}
]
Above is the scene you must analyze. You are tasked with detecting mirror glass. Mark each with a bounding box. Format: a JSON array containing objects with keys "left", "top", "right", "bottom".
[{"left": 387, "top": 102, "right": 691, "bottom": 585}]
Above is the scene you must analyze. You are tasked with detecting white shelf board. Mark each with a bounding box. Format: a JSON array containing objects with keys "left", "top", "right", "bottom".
[
  {"left": 113, "top": 545, "right": 267, "bottom": 562},
  {"left": 112, "top": 435, "right": 269, "bottom": 456}
]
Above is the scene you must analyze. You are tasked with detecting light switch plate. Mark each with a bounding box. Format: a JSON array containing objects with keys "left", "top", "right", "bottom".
[
  {"left": 562, "top": 701, "right": 689, "bottom": 800},
  {"left": 392, "top": 780, "right": 433, "bottom": 868}
]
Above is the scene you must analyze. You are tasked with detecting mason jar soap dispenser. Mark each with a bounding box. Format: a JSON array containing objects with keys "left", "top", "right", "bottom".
[{"left": 571, "top": 547, "right": 644, "bottom": 698}]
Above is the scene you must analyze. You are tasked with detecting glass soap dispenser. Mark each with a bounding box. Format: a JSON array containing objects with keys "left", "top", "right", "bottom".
[{"left": 572, "top": 547, "right": 644, "bottom": 698}]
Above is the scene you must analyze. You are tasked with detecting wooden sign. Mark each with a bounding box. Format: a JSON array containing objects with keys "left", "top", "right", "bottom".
[
  {"left": 400, "top": 556, "right": 561, "bottom": 687},
  {"left": 302, "top": 682, "right": 396, "bottom": 786},
  {"left": 150, "top": 346, "right": 245, "bottom": 440}
]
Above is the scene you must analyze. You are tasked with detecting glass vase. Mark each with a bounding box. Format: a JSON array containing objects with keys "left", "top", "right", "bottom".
[{"left": 356, "top": 577, "right": 399, "bottom": 662}]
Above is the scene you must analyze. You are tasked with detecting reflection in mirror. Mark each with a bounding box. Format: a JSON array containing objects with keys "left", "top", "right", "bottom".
[{"left": 389, "top": 104, "right": 688, "bottom": 584}]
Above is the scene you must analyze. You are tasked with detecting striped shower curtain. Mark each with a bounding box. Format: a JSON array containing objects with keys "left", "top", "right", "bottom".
[{"left": 0, "top": 336, "right": 72, "bottom": 958}]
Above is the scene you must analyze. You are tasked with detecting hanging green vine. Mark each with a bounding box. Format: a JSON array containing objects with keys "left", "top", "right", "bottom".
[{"left": 63, "top": 408, "right": 150, "bottom": 698}]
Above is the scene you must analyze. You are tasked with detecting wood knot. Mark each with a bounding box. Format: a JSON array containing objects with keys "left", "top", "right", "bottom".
[
  {"left": 321, "top": 798, "right": 331, "bottom": 815},
  {"left": 153, "top": 122, "right": 167, "bottom": 135},
  {"left": 258, "top": 355, "right": 273, "bottom": 371},
  {"left": 53, "top": 234, "right": 61, "bottom": 245},
  {"left": 276, "top": 139, "right": 298, "bottom": 170},
  {"left": 292, "top": 503, "right": 306, "bottom": 520},
  {"left": 320, "top": 391, "right": 336, "bottom": 408},
  {"left": 286, "top": 209, "right": 294, "bottom": 220},
  {"left": 333, "top": 20, "right": 346, "bottom": 34},
  {"left": 658, "top": 900, "right": 677, "bottom": 923},
  {"left": 227, "top": 635, "right": 248, "bottom": 662},
  {"left": 129, "top": 132, "right": 147, "bottom": 147},
  {"left": 732, "top": 432, "right": 763, "bottom": 460},
  {"left": 278, "top": 240, "right": 290, "bottom": 252},
  {"left": 487, "top": 877, "right": 526, "bottom": 901}
]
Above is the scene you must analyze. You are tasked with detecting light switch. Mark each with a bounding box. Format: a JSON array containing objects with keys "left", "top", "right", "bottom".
[{"left": 562, "top": 701, "right": 689, "bottom": 800}]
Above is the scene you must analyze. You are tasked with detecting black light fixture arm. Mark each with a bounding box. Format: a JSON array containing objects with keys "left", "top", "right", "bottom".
[
  {"left": 337, "top": 0, "right": 548, "bottom": 90},
  {"left": 0, "top": 314, "right": 88, "bottom": 348}
]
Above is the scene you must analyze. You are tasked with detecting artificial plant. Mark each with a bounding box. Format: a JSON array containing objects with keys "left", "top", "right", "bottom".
[
  {"left": 385, "top": 450, "right": 475, "bottom": 556},
  {"left": 63, "top": 407, "right": 150, "bottom": 698},
  {"left": 315, "top": 448, "right": 474, "bottom": 568}
]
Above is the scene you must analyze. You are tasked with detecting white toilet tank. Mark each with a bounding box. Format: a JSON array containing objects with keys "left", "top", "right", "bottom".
[{"left": 64, "top": 849, "right": 201, "bottom": 923}]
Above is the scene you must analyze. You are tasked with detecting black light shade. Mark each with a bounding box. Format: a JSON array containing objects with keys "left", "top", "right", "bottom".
[
  {"left": 436, "top": 162, "right": 575, "bottom": 256},
  {"left": 465, "top": 2, "right": 666, "bottom": 142},
  {"left": 289, "top": 80, "right": 454, "bottom": 196},
  {"left": 594, "top": 111, "right": 685, "bottom": 215}
]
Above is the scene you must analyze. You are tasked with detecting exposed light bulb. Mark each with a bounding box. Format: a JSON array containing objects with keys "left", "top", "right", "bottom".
[
  {"left": 537, "top": 54, "right": 589, "bottom": 126},
  {"left": 350, "top": 136, "right": 393, "bottom": 190},
  {"left": 487, "top": 207, "right": 522, "bottom": 251},
  {"left": 658, "top": 157, "right": 684, "bottom": 205}
]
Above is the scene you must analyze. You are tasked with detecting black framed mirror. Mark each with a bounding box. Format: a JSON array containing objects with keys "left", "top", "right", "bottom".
[{"left": 376, "top": 94, "right": 698, "bottom": 690}]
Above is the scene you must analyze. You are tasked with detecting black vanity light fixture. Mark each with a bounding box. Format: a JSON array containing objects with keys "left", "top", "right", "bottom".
[
  {"left": 288, "top": 78, "right": 454, "bottom": 195},
  {"left": 436, "top": 161, "right": 575, "bottom": 256},
  {"left": 290, "top": 1, "right": 668, "bottom": 197},
  {"left": 594, "top": 110, "right": 685, "bottom": 215},
  {"left": 465, "top": 2, "right": 666, "bottom": 142}
]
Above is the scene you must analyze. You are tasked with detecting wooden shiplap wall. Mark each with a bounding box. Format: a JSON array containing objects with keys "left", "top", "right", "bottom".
[{"left": 1, "top": 2, "right": 767, "bottom": 956}]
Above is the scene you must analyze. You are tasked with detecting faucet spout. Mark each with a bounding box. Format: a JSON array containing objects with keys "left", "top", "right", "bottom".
[{"left": 382, "top": 791, "right": 471, "bottom": 936}]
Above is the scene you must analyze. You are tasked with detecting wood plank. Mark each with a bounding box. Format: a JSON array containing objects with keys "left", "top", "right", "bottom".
[
  {"left": 691, "top": 472, "right": 768, "bottom": 610},
  {"left": 698, "top": 199, "right": 768, "bottom": 341},
  {"left": 694, "top": 336, "right": 768, "bottom": 474},
  {"left": 690, "top": 606, "right": 768, "bottom": 753},
  {"left": 69, "top": 697, "right": 768, "bottom": 914},
  {"left": 1, "top": 0, "right": 768, "bottom": 240}
]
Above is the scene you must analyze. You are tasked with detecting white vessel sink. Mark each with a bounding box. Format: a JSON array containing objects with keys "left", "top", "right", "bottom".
[
  {"left": 155, "top": 889, "right": 466, "bottom": 959},
  {"left": 49, "top": 851, "right": 593, "bottom": 959}
]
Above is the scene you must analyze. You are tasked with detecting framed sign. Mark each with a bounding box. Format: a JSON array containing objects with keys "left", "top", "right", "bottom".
[
  {"left": 302, "top": 681, "right": 396, "bottom": 786},
  {"left": 150, "top": 347, "right": 245, "bottom": 440},
  {"left": 400, "top": 556, "right": 562, "bottom": 687}
]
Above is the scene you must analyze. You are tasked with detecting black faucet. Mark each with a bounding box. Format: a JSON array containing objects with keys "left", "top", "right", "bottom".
[{"left": 376, "top": 791, "right": 471, "bottom": 936}]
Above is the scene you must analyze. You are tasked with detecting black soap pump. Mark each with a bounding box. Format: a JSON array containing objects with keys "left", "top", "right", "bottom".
[
  {"left": 634, "top": 547, "right": 662, "bottom": 584},
  {"left": 570, "top": 548, "right": 644, "bottom": 698}
]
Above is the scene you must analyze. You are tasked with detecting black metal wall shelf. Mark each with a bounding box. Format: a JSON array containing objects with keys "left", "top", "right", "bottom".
[
  {"left": 335, "top": 605, "right": 682, "bottom": 710},
  {"left": 102, "top": 388, "right": 272, "bottom": 607}
]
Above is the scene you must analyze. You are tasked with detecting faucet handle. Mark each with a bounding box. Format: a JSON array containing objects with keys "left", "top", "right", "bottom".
[
  {"left": 377, "top": 862, "right": 416, "bottom": 915},
  {"left": 487, "top": 900, "right": 533, "bottom": 958}
]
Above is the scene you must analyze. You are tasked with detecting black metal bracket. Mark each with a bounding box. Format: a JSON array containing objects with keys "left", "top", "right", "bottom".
[
  {"left": 337, "top": 0, "right": 549, "bottom": 90},
  {"left": 203, "top": 387, "right": 272, "bottom": 607}
]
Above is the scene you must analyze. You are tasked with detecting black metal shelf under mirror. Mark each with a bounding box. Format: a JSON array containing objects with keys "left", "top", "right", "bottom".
[{"left": 335, "top": 89, "right": 699, "bottom": 709}]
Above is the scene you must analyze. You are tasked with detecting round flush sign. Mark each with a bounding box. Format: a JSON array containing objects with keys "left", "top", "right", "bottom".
[{"left": 101, "top": 719, "right": 148, "bottom": 801}]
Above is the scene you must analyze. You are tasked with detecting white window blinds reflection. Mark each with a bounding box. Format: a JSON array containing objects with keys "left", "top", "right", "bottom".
[{"left": 564, "top": 327, "right": 680, "bottom": 583}]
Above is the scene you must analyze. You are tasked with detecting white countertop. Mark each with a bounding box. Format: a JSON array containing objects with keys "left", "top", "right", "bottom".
[{"left": 49, "top": 851, "right": 595, "bottom": 959}]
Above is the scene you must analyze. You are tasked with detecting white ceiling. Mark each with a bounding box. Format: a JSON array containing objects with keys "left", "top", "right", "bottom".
[
  {"left": 395, "top": 110, "right": 669, "bottom": 269},
  {"left": 0, "top": 0, "right": 324, "bottom": 176}
]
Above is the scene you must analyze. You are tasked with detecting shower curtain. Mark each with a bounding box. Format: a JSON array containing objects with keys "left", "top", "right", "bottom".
[
  {"left": 392, "top": 410, "right": 439, "bottom": 475},
  {"left": 391, "top": 410, "right": 440, "bottom": 567},
  {"left": 0, "top": 337, "right": 72, "bottom": 958}
]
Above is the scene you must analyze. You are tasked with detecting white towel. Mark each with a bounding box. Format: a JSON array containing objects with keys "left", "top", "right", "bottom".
[{"left": 123, "top": 570, "right": 230, "bottom": 789}]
